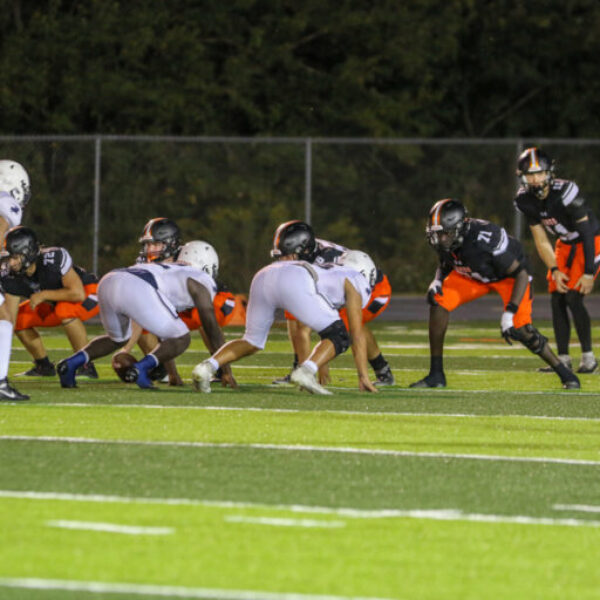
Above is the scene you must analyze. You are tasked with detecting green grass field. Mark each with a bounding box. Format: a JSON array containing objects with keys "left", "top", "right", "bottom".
[{"left": 1, "top": 320, "right": 600, "bottom": 600}]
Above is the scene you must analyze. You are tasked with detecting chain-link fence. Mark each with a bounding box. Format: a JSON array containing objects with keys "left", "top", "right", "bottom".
[{"left": 2, "top": 136, "right": 599, "bottom": 294}]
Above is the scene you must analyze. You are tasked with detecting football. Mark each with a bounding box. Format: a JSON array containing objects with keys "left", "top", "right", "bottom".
[{"left": 111, "top": 352, "right": 137, "bottom": 382}]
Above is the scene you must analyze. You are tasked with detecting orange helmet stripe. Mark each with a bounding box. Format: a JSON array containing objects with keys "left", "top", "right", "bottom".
[{"left": 273, "top": 219, "right": 300, "bottom": 250}]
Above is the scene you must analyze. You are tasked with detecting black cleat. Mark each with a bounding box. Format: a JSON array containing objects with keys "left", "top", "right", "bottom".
[
  {"left": 17, "top": 362, "right": 56, "bottom": 377},
  {"left": 149, "top": 363, "right": 168, "bottom": 381},
  {"left": 77, "top": 362, "right": 98, "bottom": 379},
  {"left": 0, "top": 378, "right": 29, "bottom": 401},
  {"left": 563, "top": 377, "right": 581, "bottom": 390},
  {"left": 409, "top": 372, "right": 447, "bottom": 388},
  {"left": 577, "top": 360, "right": 598, "bottom": 374},
  {"left": 272, "top": 373, "right": 292, "bottom": 385},
  {"left": 373, "top": 366, "right": 395, "bottom": 386}
]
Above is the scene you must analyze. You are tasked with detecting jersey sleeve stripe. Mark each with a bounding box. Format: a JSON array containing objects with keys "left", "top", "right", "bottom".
[
  {"left": 562, "top": 181, "right": 579, "bottom": 206},
  {"left": 492, "top": 228, "right": 509, "bottom": 256}
]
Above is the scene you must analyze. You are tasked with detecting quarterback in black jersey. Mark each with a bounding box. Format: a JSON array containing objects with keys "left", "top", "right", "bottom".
[
  {"left": 410, "top": 199, "right": 580, "bottom": 390},
  {"left": 515, "top": 147, "right": 599, "bottom": 373},
  {"left": 1, "top": 226, "right": 99, "bottom": 379}
]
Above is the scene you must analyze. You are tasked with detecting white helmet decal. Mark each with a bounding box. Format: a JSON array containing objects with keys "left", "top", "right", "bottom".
[
  {"left": 0, "top": 160, "right": 31, "bottom": 207},
  {"left": 339, "top": 249, "right": 377, "bottom": 288},
  {"left": 178, "top": 240, "right": 219, "bottom": 279}
]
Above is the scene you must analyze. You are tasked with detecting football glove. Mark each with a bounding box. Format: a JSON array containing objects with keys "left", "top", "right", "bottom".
[
  {"left": 426, "top": 279, "right": 443, "bottom": 306},
  {"left": 500, "top": 311, "right": 520, "bottom": 345}
]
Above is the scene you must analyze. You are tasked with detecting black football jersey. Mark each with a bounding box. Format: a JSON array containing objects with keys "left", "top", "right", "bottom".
[
  {"left": 0, "top": 247, "right": 98, "bottom": 298},
  {"left": 514, "top": 178, "right": 599, "bottom": 242},
  {"left": 438, "top": 219, "right": 527, "bottom": 283}
]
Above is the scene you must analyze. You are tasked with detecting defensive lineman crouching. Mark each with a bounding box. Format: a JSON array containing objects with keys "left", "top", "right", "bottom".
[{"left": 192, "top": 221, "right": 377, "bottom": 394}]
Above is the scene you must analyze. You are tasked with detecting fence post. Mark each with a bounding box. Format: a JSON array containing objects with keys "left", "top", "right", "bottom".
[
  {"left": 93, "top": 136, "right": 102, "bottom": 275},
  {"left": 304, "top": 137, "right": 312, "bottom": 224}
]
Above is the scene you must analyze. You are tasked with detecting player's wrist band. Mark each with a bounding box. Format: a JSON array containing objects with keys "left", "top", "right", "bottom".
[
  {"left": 550, "top": 266, "right": 559, "bottom": 274},
  {"left": 505, "top": 302, "right": 519, "bottom": 314}
]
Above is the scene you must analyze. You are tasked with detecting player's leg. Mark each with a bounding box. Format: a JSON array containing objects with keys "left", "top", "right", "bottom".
[
  {"left": 192, "top": 268, "right": 273, "bottom": 392},
  {"left": 565, "top": 290, "right": 597, "bottom": 373},
  {"left": 0, "top": 298, "right": 29, "bottom": 401},
  {"left": 410, "top": 272, "right": 487, "bottom": 388}
]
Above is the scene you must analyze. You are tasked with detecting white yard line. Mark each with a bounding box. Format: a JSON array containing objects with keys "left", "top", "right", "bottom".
[
  {"left": 553, "top": 504, "right": 600, "bottom": 513},
  {"left": 0, "top": 578, "right": 392, "bottom": 600},
  {"left": 20, "top": 402, "right": 600, "bottom": 421},
  {"left": 1, "top": 491, "right": 599, "bottom": 529},
  {"left": 224, "top": 516, "right": 346, "bottom": 528},
  {"left": 2, "top": 435, "right": 599, "bottom": 465},
  {"left": 46, "top": 520, "right": 173, "bottom": 535}
]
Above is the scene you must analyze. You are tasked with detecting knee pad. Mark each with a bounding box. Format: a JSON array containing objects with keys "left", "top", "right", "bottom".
[
  {"left": 318, "top": 319, "right": 350, "bottom": 356},
  {"left": 520, "top": 324, "right": 548, "bottom": 355}
]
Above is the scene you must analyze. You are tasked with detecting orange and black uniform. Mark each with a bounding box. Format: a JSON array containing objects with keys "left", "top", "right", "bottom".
[
  {"left": 0, "top": 247, "right": 99, "bottom": 330},
  {"left": 514, "top": 178, "right": 600, "bottom": 290},
  {"left": 179, "top": 282, "right": 239, "bottom": 330},
  {"left": 432, "top": 219, "right": 533, "bottom": 326}
]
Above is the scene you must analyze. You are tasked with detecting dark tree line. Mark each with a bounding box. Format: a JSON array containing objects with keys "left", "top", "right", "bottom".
[{"left": 3, "top": 1, "right": 600, "bottom": 137}]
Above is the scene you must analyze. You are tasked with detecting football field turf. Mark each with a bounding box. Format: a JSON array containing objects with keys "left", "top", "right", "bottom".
[{"left": 1, "top": 321, "right": 600, "bottom": 600}]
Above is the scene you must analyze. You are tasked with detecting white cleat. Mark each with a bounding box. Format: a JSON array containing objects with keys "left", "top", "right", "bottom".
[
  {"left": 192, "top": 361, "right": 214, "bottom": 393},
  {"left": 290, "top": 365, "right": 333, "bottom": 395}
]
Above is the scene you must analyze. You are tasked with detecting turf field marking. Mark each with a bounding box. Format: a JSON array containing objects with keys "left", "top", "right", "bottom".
[
  {"left": 224, "top": 516, "right": 346, "bottom": 528},
  {"left": 29, "top": 402, "right": 600, "bottom": 421},
  {"left": 553, "top": 504, "right": 600, "bottom": 513},
  {"left": 45, "top": 520, "right": 174, "bottom": 535},
  {"left": 0, "top": 578, "right": 392, "bottom": 600},
  {"left": 3, "top": 435, "right": 600, "bottom": 465},
  {"left": 2, "top": 492, "right": 600, "bottom": 529}
]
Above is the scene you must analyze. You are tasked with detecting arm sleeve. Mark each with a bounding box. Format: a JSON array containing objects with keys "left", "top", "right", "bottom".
[{"left": 574, "top": 218, "right": 596, "bottom": 275}]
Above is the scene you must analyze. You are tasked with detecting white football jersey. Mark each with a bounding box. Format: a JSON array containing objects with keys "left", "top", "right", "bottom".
[
  {"left": 126, "top": 262, "right": 217, "bottom": 312},
  {"left": 308, "top": 262, "right": 371, "bottom": 309},
  {"left": 0, "top": 191, "right": 23, "bottom": 228}
]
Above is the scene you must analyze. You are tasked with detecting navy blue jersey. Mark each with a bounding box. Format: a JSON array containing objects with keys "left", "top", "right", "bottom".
[
  {"left": 514, "top": 178, "right": 599, "bottom": 243},
  {"left": 438, "top": 219, "right": 527, "bottom": 283}
]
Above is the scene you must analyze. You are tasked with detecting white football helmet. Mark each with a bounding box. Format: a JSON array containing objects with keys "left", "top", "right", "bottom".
[
  {"left": 0, "top": 160, "right": 31, "bottom": 207},
  {"left": 339, "top": 249, "right": 377, "bottom": 288},
  {"left": 178, "top": 240, "right": 219, "bottom": 279}
]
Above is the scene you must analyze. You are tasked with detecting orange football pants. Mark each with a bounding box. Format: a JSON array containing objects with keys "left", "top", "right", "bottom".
[
  {"left": 547, "top": 237, "right": 600, "bottom": 292},
  {"left": 434, "top": 271, "right": 532, "bottom": 328},
  {"left": 15, "top": 283, "right": 99, "bottom": 331}
]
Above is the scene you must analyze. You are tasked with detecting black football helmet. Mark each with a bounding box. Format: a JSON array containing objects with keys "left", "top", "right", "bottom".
[
  {"left": 516, "top": 147, "right": 555, "bottom": 199},
  {"left": 270, "top": 220, "right": 317, "bottom": 262},
  {"left": 138, "top": 217, "right": 182, "bottom": 262},
  {"left": 4, "top": 226, "right": 40, "bottom": 272},
  {"left": 426, "top": 199, "right": 470, "bottom": 251}
]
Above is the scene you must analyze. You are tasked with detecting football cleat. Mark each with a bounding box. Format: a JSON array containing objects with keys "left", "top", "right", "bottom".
[
  {"left": 57, "top": 355, "right": 85, "bottom": 388},
  {"left": 124, "top": 364, "right": 154, "bottom": 389},
  {"left": 192, "top": 361, "right": 215, "bottom": 393},
  {"left": 77, "top": 362, "right": 98, "bottom": 379},
  {"left": 290, "top": 365, "right": 333, "bottom": 395},
  {"left": 409, "top": 372, "right": 447, "bottom": 388},
  {"left": 563, "top": 376, "right": 581, "bottom": 390},
  {"left": 0, "top": 378, "right": 29, "bottom": 401},
  {"left": 272, "top": 373, "right": 292, "bottom": 385},
  {"left": 373, "top": 366, "right": 395, "bottom": 387},
  {"left": 17, "top": 362, "right": 56, "bottom": 377},
  {"left": 577, "top": 359, "right": 598, "bottom": 374},
  {"left": 149, "top": 363, "right": 168, "bottom": 381}
]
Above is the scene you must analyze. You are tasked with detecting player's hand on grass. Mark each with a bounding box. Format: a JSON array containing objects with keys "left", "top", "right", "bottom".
[
  {"left": 359, "top": 375, "right": 378, "bottom": 392},
  {"left": 221, "top": 367, "right": 238, "bottom": 389}
]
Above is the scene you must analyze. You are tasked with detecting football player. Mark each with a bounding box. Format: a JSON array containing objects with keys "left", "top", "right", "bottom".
[
  {"left": 192, "top": 221, "right": 378, "bottom": 394},
  {"left": 57, "top": 241, "right": 236, "bottom": 390},
  {"left": 1, "top": 226, "right": 100, "bottom": 379},
  {"left": 410, "top": 198, "right": 580, "bottom": 390},
  {"left": 515, "top": 147, "right": 599, "bottom": 374},
  {"left": 0, "top": 160, "right": 31, "bottom": 400},
  {"left": 123, "top": 217, "right": 243, "bottom": 384},
  {"left": 272, "top": 220, "right": 394, "bottom": 386}
]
